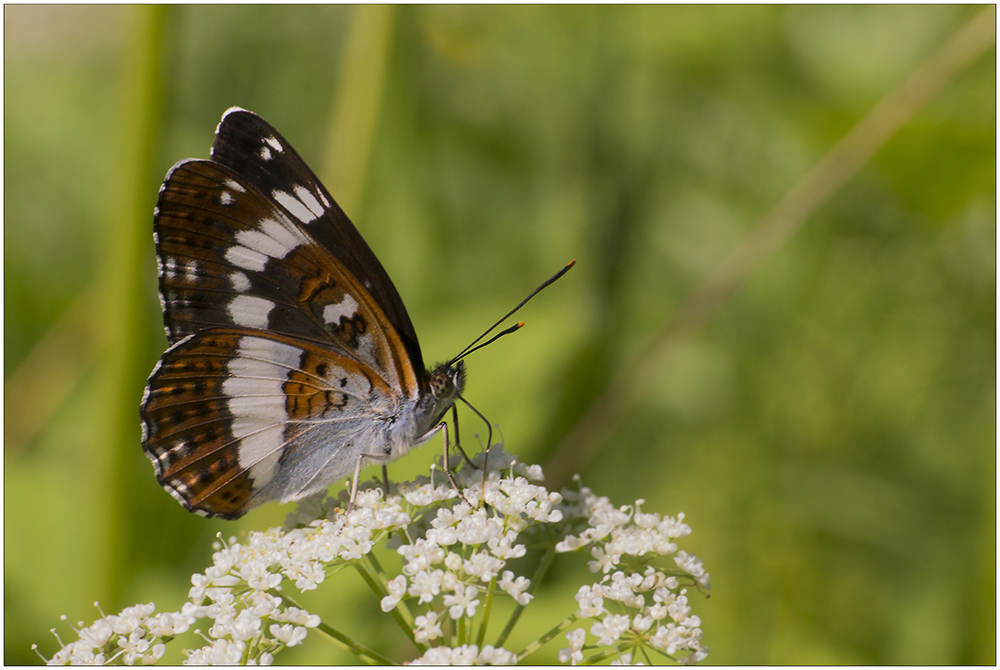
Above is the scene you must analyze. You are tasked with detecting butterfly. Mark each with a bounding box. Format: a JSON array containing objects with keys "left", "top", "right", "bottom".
[{"left": 141, "top": 107, "right": 572, "bottom": 519}]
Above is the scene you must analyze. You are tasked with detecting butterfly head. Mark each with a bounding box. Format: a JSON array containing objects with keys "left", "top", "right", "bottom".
[
  {"left": 414, "top": 360, "right": 464, "bottom": 432},
  {"left": 429, "top": 360, "right": 466, "bottom": 404}
]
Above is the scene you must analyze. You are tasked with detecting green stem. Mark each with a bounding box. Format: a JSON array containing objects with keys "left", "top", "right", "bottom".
[
  {"left": 267, "top": 589, "right": 391, "bottom": 664},
  {"left": 352, "top": 562, "right": 420, "bottom": 649},
  {"left": 475, "top": 577, "right": 496, "bottom": 648},
  {"left": 515, "top": 614, "right": 579, "bottom": 663},
  {"left": 495, "top": 547, "right": 556, "bottom": 647},
  {"left": 365, "top": 551, "right": 422, "bottom": 648},
  {"left": 579, "top": 645, "right": 633, "bottom": 665}
]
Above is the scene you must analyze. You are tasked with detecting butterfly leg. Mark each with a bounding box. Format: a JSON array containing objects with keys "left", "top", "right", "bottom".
[
  {"left": 450, "top": 405, "right": 476, "bottom": 469},
  {"left": 346, "top": 454, "right": 366, "bottom": 514},
  {"left": 457, "top": 396, "right": 494, "bottom": 501},
  {"left": 437, "top": 421, "right": 474, "bottom": 508}
]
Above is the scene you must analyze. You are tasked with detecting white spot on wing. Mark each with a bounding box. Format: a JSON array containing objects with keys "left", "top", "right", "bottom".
[
  {"left": 225, "top": 179, "right": 246, "bottom": 193},
  {"left": 260, "top": 217, "right": 307, "bottom": 250},
  {"left": 184, "top": 261, "right": 199, "bottom": 282},
  {"left": 227, "top": 294, "right": 274, "bottom": 329},
  {"left": 273, "top": 189, "right": 321, "bottom": 224},
  {"left": 323, "top": 294, "right": 358, "bottom": 325},
  {"left": 230, "top": 271, "right": 251, "bottom": 292},
  {"left": 233, "top": 219, "right": 303, "bottom": 260},
  {"left": 219, "top": 191, "right": 234, "bottom": 205},
  {"left": 249, "top": 450, "right": 281, "bottom": 486},
  {"left": 265, "top": 136, "right": 283, "bottom": 153},
  {"left": 224, "top": 336, "right": 303, "bottom": 484},
  {"left": 261, "top": 145, "right": 273, "bottom": 161},
  {"left": 225, "top": 245, "right": 268, "bottom": 272},
  {"left": 294, "top": 186, "right": 325, "bottom": 219}
]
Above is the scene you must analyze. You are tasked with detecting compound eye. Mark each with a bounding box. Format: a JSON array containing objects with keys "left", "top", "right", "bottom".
[{"left": 429, "top": 368, "right": 455, "bottom": 399}]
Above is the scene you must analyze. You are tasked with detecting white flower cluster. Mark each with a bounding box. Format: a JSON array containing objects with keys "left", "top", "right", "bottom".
[
  {"left": 378, "top": 470, "right": 561, "bottom": 620},
  {"left": 39, "top": 446, "right": 710, "bottom": 666},
  {"left": 554, "top": 488, "right": 710, "bottom": 665},
  {"left": 38, "top": 604, "right": 177, "bottom": 665},
  {"left": 409, "top": 643, "right": 518, "bottom": 665}
]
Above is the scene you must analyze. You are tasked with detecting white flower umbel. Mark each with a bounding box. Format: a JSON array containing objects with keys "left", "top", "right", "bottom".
[{"left": 38, "top": 446, "right": 709, "bottom": 665}]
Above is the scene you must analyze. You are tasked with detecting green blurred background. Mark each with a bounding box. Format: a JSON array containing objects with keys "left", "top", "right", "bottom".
[{"left": 5, "top": 5, "right": 995, "bottom": 665}]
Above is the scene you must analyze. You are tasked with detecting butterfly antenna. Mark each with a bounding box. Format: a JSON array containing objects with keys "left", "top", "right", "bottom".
[
  {"left": 449, "top": 259, "right": 576, "bottom": 365},
  {"left": 454, "top": 322, "right": 523, "bottom": 362}
]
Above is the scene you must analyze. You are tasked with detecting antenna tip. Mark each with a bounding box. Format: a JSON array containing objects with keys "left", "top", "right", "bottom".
[
  {"left": 516, "top": 321, "right": 525, "bottom": 328},
  {"left": 567, "top": 259, "right": 577, "bottom": 268}
]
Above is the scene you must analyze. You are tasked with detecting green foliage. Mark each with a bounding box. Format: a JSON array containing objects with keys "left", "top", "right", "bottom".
[{"left": 6, "top": 5, "right": 994, "bottom": 664}]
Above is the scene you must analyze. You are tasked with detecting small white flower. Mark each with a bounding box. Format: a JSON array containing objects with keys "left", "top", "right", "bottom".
[
  {"left": 611, "top": 651, "right": 643, "bottom": 665},
  {"left": 558, "top": 628, "right": 586, "bottom": 665},
  {"left": 590, "top": 614, "right": 630, "bottom": 646},
  {"left": 145, "top": 611, "right": 194, "bottom": 637},
  {"left": 413, "top": 611, "right": 443, "bottom": 643},
  {"left": 118, "top": 629, "right": 151, "bottom": 665},
  {"left": 398, "top": 538, "right": 446, "bottom": 574},
  {"left": 632, "top": 613, "right": 653, "bottom": 632},
  {"left": 185, "top": 638, "right": 245, "bottom": 665},
  {"left": 270, "top": 623, "right": 308, "bottom": 647},
  {"left": 487, "top": 531, "right": 527, "bottom": 560},
  {"left": 476, "top": 644, "right": 517, "bottom": 665},
  {"left": 498, "top": 571, "right": 533, "bottom": 606},
  {"left": 77, "top": 618, "right": 114, "bottom": 649},
  {"left": 425, "top": 525, "right": 459, "bottom": 546},
  {"left": 408, "top": 569, "right": 444, "bottom": 604},
  {"left": 443, "top": 584, "right": 481, "bottom": 619},
  {"left": 112, "top": 604, "right": 154, "bottom": 635},
  {"left": 574, "top": 585, "right": 606, "bottom": 618},
  {"left": 142, "top": 643, "right": 166, "bottom": 665},
  {"left": 464, "top": 551, "right": 504, "bottom": 582},
  {"left": 667, "top": 592, "right": 692, "bottom": 624},
  {"left": 455, "top": 511, "right": 502, "bottom": 545},
  {"left": 401, "top": 482, "right": 455, "bottom": 506},
  {"left": 444, "top": 551, "right": 464, "bottom": 572},
  {"left": 674, "top": 550, "right": 711, "bottom": 590},
  {"left": 381, "top": 575, "right": 407, "bottom": 612},
  {"left": 275, "top": 607, "right": 320, "bottom": 628}
]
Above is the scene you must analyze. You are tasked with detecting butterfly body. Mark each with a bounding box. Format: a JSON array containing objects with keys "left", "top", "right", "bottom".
[{"left": 141, "top": 108, "right": 464, "bottom": 519}]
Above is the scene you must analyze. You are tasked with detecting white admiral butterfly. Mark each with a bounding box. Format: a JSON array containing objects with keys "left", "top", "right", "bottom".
[{"left": 141, "top": 107, "right": 571, "bottom": 519}]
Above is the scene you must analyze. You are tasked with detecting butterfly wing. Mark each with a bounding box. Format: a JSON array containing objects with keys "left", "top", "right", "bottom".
[
  {"left": 154, "top": 157, "right": 420, "bottom": 397},
  {"left": 210, "top": 106, "right": 425, "bottom": 377},
  {"left": 141, "top": 328, "right": 407, "bottom": 518}
]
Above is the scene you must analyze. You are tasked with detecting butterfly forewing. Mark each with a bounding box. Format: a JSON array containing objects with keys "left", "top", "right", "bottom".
[
  {"left": 154, "top": 158, "right": 418, "bottom": 397},
  {"left": 209, "top": 107, "right": 425, "bottom": 376}
]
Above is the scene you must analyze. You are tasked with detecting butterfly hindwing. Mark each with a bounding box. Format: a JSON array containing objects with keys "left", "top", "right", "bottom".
[{"left": 141, "top": 327, "right": 402, "bottom": 518}]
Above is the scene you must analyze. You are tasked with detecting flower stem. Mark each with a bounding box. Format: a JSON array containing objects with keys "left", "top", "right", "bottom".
[
  {"left": 475, "top": 577, "right": 496, "bottom": 647},
  {"left": 268, "top": 590, "right": 392, "bottom": 665},
  {"left": 352, "top": 563, "right": 420, "bottom": 649},
  {"left": 495, "top": 546, "right": 556, "bottom": 647},
  {"left": 515, "top": 614, "right": 579, "bottom": 663},
  {"left": 365, "top": 551, "right": 422, "bottom": 646}
]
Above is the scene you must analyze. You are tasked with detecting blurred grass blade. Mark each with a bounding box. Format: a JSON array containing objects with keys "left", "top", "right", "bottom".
[
  {"left": 4, "top": 284, "right": 106, "bottom": 452},
  {"left": 322, "top": 4, "right": 396, "bottom": 217},
  {"left": 91, "top": 4, "right": 168, "bottom": 606},
  {"left": 545, "top": 5, "right": 997, "bottom": 487}
]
